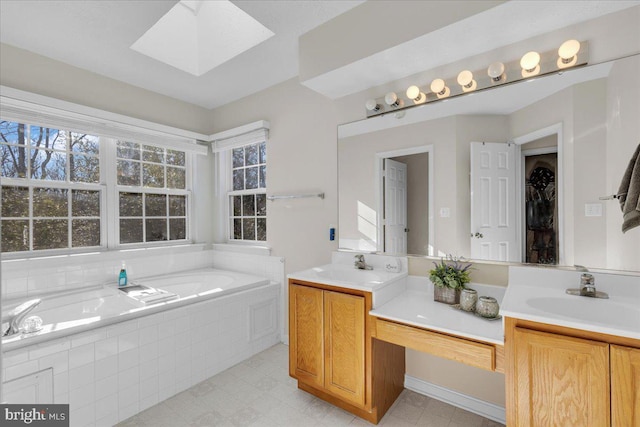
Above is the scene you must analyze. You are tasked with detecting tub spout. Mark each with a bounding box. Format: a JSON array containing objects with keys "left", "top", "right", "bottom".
[{"left": 2, "top": 299, "right": 42, "bottom": 337}]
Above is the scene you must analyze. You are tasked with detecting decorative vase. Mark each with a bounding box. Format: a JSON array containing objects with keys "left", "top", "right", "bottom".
[
  {"left": 476, "top": 296, "right": 500, "bottom": 318},
  {"left": 434, "top": 286, "right": 460, "bottom": 305},
  {"left": 460, "top": 288, "right": 478, "bottom": 311}
]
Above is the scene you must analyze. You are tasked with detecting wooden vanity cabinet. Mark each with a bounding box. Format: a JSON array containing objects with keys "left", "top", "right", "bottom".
[
  {"left": 289, "top": 280, "right": 405, "bottom": 424},
  {"left": 505, "top": 317, "right": 640, "bottom": 426}
]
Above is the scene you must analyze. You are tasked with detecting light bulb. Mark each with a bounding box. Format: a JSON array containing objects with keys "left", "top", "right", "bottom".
[
  {"left": 520, "top": 51, "right": 541, "bottom": 72},
  {"left": 558, "top": 39, "right": 581, "bottom": 68},
  {"left": 430, "top": 79, "right": 449, "bottom": 98},
  {"left": 406, "top": 85, "right": 425, "bottom": 103},
  {"left": 558, "top": 39, "right": 580, "bottom": 61},
  {"left": 457, "top": 70, "right": 476, "bottom": 92},
  {"left": 487, "top": 62, "right": 505, "bottom": 81},
  {"left": 365, "top": 99, "right": 380, "bottom": 112},
  {"left": 385, "top": 92, "right": 399, "bottom": 107},
  {"left": 430, "top": 79, "right": 445, "bottom": 94}
]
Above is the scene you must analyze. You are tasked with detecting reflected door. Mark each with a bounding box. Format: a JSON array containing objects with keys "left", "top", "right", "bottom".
[
  {"left": 470, "top": 142, "right": 519, "bottom": 261},
  {"left": 384, "top": 158, "right": 407, "bottom": 254}
]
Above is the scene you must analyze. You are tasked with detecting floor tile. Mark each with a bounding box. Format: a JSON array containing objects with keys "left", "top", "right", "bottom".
[{"left": 117, "top": 344, "right": 503, "bottom": 427}]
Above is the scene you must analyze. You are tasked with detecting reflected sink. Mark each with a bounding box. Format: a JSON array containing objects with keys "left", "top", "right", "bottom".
[{"left": 526, "top": 297, "right": 638, "bottom": 325}]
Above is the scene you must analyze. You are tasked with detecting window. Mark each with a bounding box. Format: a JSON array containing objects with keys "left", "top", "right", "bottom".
[
  {"left": 1, "top": 121, "right": 102, "bottom": 252},
  {"left": 116, "top": 141, "right": 189, "bottom": 244},
  {"left": 0, "top": 119, "right": 193, "bottom": 255},
  {"left": 229, "top": 141, "right": 267, "bottom": 242}
]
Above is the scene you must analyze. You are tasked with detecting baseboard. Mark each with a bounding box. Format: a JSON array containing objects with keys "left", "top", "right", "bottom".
[{"left": 404, "top": 374, "right": 506, "bottom": 425}]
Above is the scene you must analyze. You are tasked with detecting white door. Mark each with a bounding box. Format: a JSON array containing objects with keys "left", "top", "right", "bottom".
[
  {"left": 470, "top": 142, "right": 519, "bottom": 261},
  {"left": 384, "top": 158, "right": 408, "bottom": 254}
]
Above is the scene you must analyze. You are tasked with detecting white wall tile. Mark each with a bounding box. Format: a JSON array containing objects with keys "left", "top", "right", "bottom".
[
  {"left": 70, "top": 382, "right": 95, "bottom": 409},
  {"left": 94, "top": 355, "right": 117, "bottom": 381},
  {"left": 118, "top": 348, "right": 139, "bottom": 372},
  {"left": 94, "top": 337, "right": 118, "bottom": 361},
  {"left": 95, "top": 375, "right": 118, "bottom": 401},
  {"left": 95, "top": 394, "right": 118, "bottom": 423},
  {"left": 4, "top": 359, "right": 39, "bottom": 382},
  {"left": 69, "top": 343, "right": 94, "bottom": 369},
  {"left": 69, "top": 363, "right": 94, "bottom": 390}
]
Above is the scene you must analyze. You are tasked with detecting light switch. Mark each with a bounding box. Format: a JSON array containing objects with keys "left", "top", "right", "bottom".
[
  {"left": 440, "top": 208, "right": 450, "bottom": 218},
  {"left": 585, "top": 203, "right": 603, "bottom": 217}
]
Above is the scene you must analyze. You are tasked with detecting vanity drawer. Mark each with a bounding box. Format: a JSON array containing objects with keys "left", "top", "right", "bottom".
[{"left": 374, "top": 318, "right": 496, "bottom": 371}]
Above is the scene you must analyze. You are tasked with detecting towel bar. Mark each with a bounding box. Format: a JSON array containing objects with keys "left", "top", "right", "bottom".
[{"left": 267, "top": 192, "right": 324, "bottom": 201}]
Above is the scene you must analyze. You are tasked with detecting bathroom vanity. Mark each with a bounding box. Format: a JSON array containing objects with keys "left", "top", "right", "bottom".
[
  {"left": 288, "top": 254, "right": 506, "bottom": 424},
  {"left": 287, "top": 258, "right": 407, "bottom": 424},
  {"left": 502, "top": 266, "right": 640, "bottom": 426}
]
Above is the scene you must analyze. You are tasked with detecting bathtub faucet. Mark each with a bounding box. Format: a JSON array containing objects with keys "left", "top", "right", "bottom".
[{"left": 1, "top": 298, "right": 42, "bottom": 337}]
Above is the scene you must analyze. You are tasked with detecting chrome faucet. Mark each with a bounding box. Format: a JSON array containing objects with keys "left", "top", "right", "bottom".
[
  {"left": 579, "top": 273, "right": 597, "bottom": 297},
  {"left": 354, "top": 254, "right": 373, "bottom": 270},
  {"left": 566, "top": 271, "right": 609, "bottom": 299},
  {"left": 1, "top": 299, "right": 42, "bottom": 337}
]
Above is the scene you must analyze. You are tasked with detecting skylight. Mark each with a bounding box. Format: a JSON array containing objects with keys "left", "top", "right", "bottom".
[{"left": 131, "top": 0, "right": 274, "bottom": 76}]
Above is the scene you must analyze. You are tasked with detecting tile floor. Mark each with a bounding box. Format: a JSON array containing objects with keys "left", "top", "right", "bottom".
[{"left": 118, "top": 344, "right": 504, "bottom": 427}]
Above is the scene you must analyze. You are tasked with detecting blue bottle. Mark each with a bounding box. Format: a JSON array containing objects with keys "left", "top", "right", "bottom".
[{"left": 118, "top": 263, "right": 128, "bottom": 287}]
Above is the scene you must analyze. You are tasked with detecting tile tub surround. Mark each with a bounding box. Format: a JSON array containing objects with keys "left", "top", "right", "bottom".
[
  {"left": 2, "top": 283, "right": 280, "bottom": 426},
  {"left": 1, "top": 245, "right": 214, "bottom": 300},
  {"left": 117, "top": 344, "right": 504, "bottom": 427}
]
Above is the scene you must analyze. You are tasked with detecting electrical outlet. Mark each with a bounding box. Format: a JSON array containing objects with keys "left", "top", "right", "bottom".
[{"left": 440, "top": 208, "right": 450, "bottom": 218}]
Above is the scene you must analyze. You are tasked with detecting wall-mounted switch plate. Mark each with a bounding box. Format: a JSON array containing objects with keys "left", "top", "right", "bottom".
[{"left": 585, "top": 203, "right": 603, "bottom": 217}]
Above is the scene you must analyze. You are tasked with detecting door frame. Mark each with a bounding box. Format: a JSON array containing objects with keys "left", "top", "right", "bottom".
[
  {"left": 374, "top": 145, "right": 434, "bottom": 255},
  {"left": 512, "top": 123, "right": 564, "bottom": 265}
]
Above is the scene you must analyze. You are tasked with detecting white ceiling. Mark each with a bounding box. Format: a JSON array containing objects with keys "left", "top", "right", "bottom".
[
  {"left": 0, "top": 0, "right": 364, "bottom": 109},
  {"left": 0, "top": 1, "right": 637, "bottom": 111}
]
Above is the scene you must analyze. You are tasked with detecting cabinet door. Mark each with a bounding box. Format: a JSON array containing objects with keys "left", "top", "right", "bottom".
[
  {"left": 611, "top": 345, "right": 640, "bottom": 426},
  {"left": 289, "top": 284, "right": 324, "bottom": 388},
  {"left": 324, "top": 290, "right": 366, "bottom": 406},
  {"left": 513, "top": 327, "right": 610, "bottom": 426}
]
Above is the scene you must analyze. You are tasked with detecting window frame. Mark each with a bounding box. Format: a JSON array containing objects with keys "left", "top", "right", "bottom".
[
  {"left": 1, "top": 122, "right": 195, "bottom": 258},
  {"left": 226, "top": 141, "right": 267, "bottom": 244}
]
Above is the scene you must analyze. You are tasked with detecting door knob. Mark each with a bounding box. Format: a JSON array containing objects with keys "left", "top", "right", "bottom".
[{"left": 471, "top": 232, "right": 484, "bottom": 239}]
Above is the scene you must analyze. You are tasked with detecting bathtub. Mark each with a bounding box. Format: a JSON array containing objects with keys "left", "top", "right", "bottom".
[
  {"left": 2, "top": 266, "right": 280, "bottom": 425},
  {"left": 1, "top": 267, "right": 271, "bottom": 350}
]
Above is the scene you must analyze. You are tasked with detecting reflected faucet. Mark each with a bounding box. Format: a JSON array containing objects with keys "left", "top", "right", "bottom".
[
  {"left": 354, "top": 254, "right": 373, "bottom": 270},
  {"left": 1, "top": 299, "right": 42, "bottom": 337}
]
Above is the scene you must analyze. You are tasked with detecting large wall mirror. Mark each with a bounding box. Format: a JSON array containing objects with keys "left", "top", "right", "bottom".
[{"left": 338, "top": 53, "right": 640, "bottom": 272}]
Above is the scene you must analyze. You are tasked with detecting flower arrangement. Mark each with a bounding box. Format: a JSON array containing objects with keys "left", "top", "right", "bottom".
[{"left": 429, "top": 256, "right": 473, "bottom": 304}]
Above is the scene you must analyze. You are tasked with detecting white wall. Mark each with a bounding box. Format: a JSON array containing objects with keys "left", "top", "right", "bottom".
[
  {"left": 606, "top": 55, "right": 640, "bottom": 270},
  {"left": 208, "top": 78, "right": 339, "bottom": 275}
]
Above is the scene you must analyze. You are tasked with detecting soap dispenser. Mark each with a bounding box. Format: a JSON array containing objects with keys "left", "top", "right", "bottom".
[{"left": 118, "top": 263, "right": 128, "bottom": 287}]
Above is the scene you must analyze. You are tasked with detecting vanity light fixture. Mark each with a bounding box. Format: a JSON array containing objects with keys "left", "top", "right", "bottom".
[
  {"left": 430, "top": 78, "right": 450, "bottom": 98},
  {"left": 520, "top": 51, "right": 541, "bottom": 77},
  {"left": 365, "top": 99, "right": 381, "bottom": 112},
  {"left": 364, "top": 39, "right": 588, "bottom": 118},
  {"left": 385, "top": 92, "right": 403, "bottom": 108},
  {"left": 457, "top": 70, "right": 476, "bottom": 92},
  {"left": 406, "top": 85, "right": 426, "bottom": 103},
  {"left": 487, "top": 62, "right": 505, "bottom": 82},
  {"left": 558, "top": 39, "right": 581, "bottom": 68}
]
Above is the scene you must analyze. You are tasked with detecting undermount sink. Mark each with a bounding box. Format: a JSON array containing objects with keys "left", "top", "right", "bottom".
[{"left": 526, "top": 296, "right": 638, "bottom": 325}]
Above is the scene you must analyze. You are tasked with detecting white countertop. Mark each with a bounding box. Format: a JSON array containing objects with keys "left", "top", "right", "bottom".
[
  {"left": 370, "top": 277, "right": 505, "bottom": 345},
  {"left": 287, "top": 263, "right": 407, "bottom": 292},
  {"left": 502, "top": 266, "right": 640, "bottom": 341}
]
